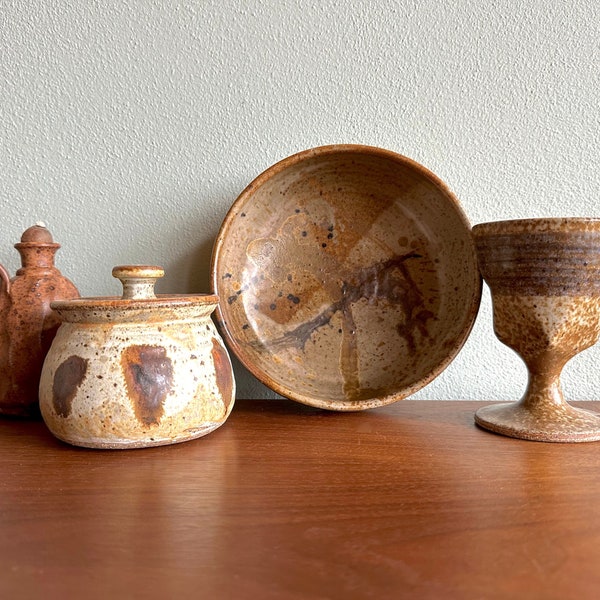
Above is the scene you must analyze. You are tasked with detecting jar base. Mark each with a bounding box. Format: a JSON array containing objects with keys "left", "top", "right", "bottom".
[{"left": 48, "top": 421, "right": 227, "bottom": 449}]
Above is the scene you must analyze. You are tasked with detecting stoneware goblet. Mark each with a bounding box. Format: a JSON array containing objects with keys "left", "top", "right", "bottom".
[{"left": 473, "top": 217, "right": 600, "bottom": 442}]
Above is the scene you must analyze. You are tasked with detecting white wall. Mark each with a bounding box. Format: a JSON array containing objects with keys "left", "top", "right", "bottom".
[{"left": 2, "top": 1, "right": 599, "bottom": 401}]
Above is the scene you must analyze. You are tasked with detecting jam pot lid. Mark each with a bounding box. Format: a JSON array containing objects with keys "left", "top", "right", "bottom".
[{"left": 50, "top": 265, "right": 219, "bottom": 323}]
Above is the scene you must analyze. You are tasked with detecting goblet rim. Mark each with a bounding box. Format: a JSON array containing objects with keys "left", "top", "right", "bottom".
[{"left": 473, "top": 217, "right": 600, "bottom": 237}]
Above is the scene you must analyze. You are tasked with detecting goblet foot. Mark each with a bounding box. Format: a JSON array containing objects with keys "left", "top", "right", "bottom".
[{"left": 475, "top": 401, "right": 600, "bottom": 442}]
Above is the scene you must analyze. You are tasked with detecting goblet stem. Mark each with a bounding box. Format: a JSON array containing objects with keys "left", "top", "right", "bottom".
[
  {"left": 521, "top": 359, "right": 566, "bottom": 412},
  {"left": 475, "top": 358, "right": 600, "bottom": 442}
]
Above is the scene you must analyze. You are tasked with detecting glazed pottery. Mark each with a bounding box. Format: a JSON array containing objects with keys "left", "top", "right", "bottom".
[
  {"left": 39, "top": 265, "right": 235, "bottom": 449},
  {"left": 474, "top": 218, "right": 600, "bottom": 442},
  {"left": 211, "top": 144, "right": 481, "bottom": 410},
  {"left": 0, "top": 224, "right": 79, "bottom": 417}
]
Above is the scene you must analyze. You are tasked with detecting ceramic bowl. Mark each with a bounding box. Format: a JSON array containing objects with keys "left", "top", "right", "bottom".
[{"left": 211, "top": 144, "right": 481, "bottom": 410}]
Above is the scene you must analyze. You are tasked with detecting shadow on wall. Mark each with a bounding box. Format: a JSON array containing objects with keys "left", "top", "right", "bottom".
[
  {"left": 154, "top": 236, "right": 214, "bottom": 295},
  {"left": 189, "top": 237, "right": 215, "bottom": 294},
  {"left": 154, "top": 199, "right": 283, "bottom": 400}
]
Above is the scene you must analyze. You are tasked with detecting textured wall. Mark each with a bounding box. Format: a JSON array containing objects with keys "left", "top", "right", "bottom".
[{"left": 2, "top": 1, "right": 599, "bottom": 400}]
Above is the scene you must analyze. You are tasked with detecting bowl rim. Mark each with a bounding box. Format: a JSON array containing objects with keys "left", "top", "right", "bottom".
[{"left": 223, "top": 143, "right": 459, "bottom": 212}]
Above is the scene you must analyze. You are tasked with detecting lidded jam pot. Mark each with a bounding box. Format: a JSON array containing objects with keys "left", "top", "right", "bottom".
[{"left": 39, "top": 265, "right": 235, "bottom": 449}]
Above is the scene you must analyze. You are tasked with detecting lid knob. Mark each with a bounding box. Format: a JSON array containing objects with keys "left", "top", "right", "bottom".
[
  {"left": 112, "top": 265, "right": 164, "bottom": 300},
  {"left": 15, "top": 223, "right": 61, "bottom": 273},
  {"left": 20, "top": 222, "right": 55, "bottom": 244}
]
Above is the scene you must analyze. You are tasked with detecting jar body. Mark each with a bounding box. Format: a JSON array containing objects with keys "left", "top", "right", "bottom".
[{"left": 39, "top": 315, "right": 235, "bottom": 448}]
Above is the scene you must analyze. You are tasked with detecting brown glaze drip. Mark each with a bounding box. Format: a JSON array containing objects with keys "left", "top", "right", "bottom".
[
  {"left": 255, "top": 253, "right": 430, "bottom": 348},
  {"left": 211, "top": 338, "right": 234, "bottom": 409},
  {"left": 252, "top": 252, "right": 434, "bottom": 400},
  {"left": 122, "top": 345, "right": 173, "bottom": 426},
  {"left": 53, "top": 355, "right": 88, "bottom": 417}
]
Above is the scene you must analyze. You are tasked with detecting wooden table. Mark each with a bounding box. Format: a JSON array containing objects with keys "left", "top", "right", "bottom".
[{"left": 2, "top": 399, "right": 600, "bottom": 599}]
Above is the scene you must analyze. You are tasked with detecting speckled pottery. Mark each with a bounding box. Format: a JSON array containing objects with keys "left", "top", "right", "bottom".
[
  {"left": 474, "top": 218, "right": 600, "bottom": 442},
  {"left": 39, "top": 265, "right": 235, "bottom": 449},
  {"left": 0, "top": 224, "right": 79, "bottom": 417},
  {"left": 212, "top": 144, "right": 481, "bottom": 410}
]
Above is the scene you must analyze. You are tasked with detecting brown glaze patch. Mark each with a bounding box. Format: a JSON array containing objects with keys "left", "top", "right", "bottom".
[
  {"left": 211, "top": 338, "right": 234, "bottom": 409},
  {"left": 53, "top": 355, "right": 88, "bottom": 417},
  {"left": 122, "top": 345, "right": 173, "bottom": 426}
]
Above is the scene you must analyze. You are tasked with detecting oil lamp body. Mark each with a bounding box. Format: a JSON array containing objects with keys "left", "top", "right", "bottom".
[{"left": 0, "top": 225, "right": 79, "bottom": 416}]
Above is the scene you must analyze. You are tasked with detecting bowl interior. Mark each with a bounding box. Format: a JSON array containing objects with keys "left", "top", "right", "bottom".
[{"left": 212, "top": 146, "right": 481, "bottom": 409}]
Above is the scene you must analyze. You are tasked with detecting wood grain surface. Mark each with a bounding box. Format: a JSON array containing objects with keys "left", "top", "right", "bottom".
[{"left": 2, "top": 399, "right": 600, "bottom": 599}]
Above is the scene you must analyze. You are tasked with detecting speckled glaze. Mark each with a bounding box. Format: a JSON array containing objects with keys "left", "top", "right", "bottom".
[
  {"left": 0, "top": 224, "right": 79, "bottom": 417},
  {"left": 39, "top": 266, "right": 235, "bottom": 449},
  {"left": 211, "top": 144, "right": 481, "bottom": 410},
  {"left": 474, "top": 218, "right": 600, "bottom": 442}
]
